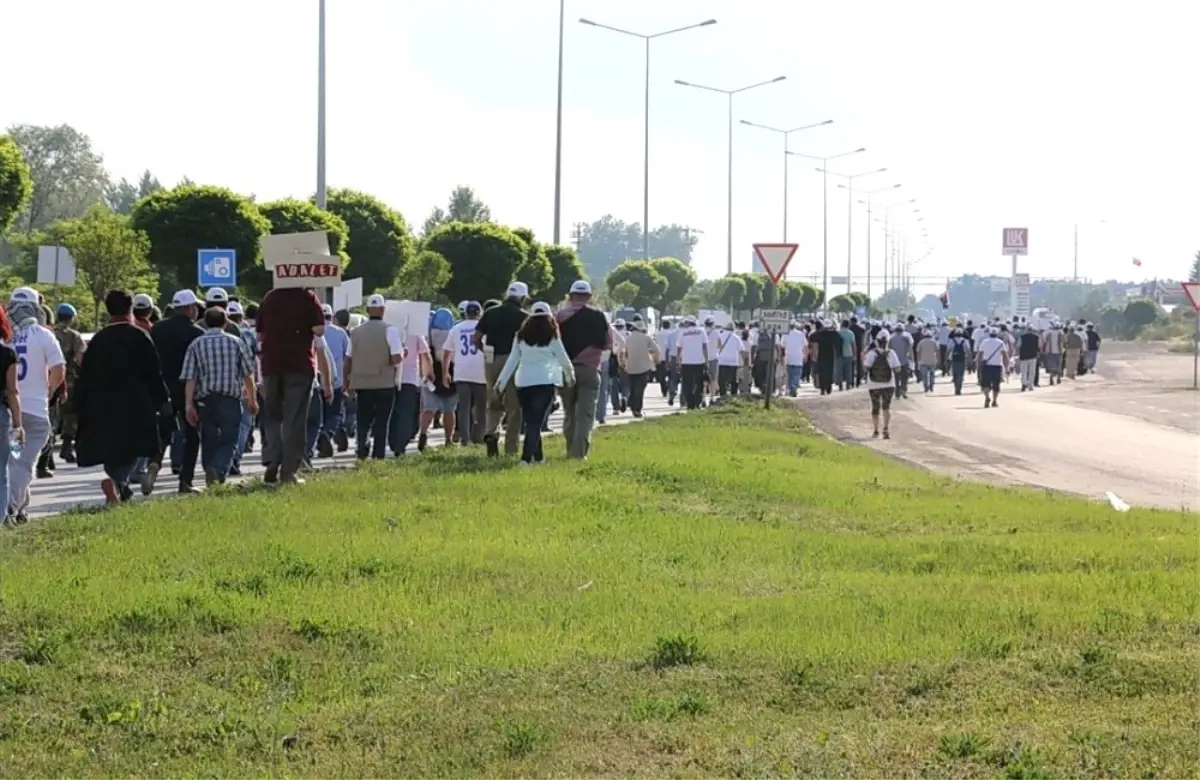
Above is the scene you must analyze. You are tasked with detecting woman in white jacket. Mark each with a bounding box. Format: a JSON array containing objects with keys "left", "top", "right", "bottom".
[{"left": 494, "top": 302, "right": 575, "bottom": 465}]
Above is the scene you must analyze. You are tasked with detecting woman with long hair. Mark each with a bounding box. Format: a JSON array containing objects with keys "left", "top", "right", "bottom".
[
  {"left": 494, "top": 302, "right": 575, "bottom": 465},
  {"left": 0, "top": 308, "right": 24, "bottom": 525}
]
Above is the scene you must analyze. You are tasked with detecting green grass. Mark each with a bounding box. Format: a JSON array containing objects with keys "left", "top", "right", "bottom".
[{"left": 0, "top": 402, "right": 1196, "bottom": 778}]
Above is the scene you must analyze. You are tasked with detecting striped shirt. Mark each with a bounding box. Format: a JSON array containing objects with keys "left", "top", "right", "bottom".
[{"left": 180, "top": 328, "right": 255, "bottom": 399}]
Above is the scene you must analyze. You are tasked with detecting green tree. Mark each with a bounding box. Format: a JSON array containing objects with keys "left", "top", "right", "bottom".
[
  {"left": 610, "top": 280, "right": 639, "bottom": 308},
  {"left": 574, "top": 215, "right": 700, "bottom": 281},
  {"left": 421, "top": 206, "right": 447, "bottom": 236},
  {"left": 649, "top": 257, "right": 696, "bottom": 311},
  {"left": 874, "top": 287, "right": 915, "bottom": 313},
  {"left": 1122, "top": 299, "right": 1160, "bottom": 336},
  {"left": 58, "top": 205, "right": 157, "bottom": 322},
  {"left": 447, "top": 186, "right": 492, "bottom": 223},
  {"left": 543, "top": 244, "right": 586, "bottom": 303},
  {"left": 828, "top": 294, "right": 856, "bottom": 314},
  {"left": 424, "top": 221, "right": 527, "bottom": 304},
  {"left": 0, "top": 135, "right": 32, "bottom": 235},
  {"left": 104, "top": 170, "right": 163, "bottom": 215},
  {"left": 320, "top": 188, "right": 415, "bottom": 295},
  {"left": 776, "top": 281, "right": 802, "bottom": 310},
  {"left": 131, "top": 184, "right": 270, "bottom": 300},
  {"left": 712, "top": 275, "right": 746, "bottom": 311},
  {"left": 256, "top": 198, "right": 351, "bottom": 299},
  {"left": 6, "top": 124, "right": 108, "bottom": 234},
  {"left": 734, "top": 273, "right": 766, "bottom": 312},
  {"left": 794, "top": 283, "right": 819, "bottom": 313},
  {"left": 388, "top": 249, "right": 452, "bottom": 302},
  {"left": 1191, "top": 250, "right": 1199, "bottom": 283},
  {"left": 605, "top": 261, "right": 668, "bottom": 310},
  {"left": 509, "top": 227, "right": 554, "bottom": 300}
]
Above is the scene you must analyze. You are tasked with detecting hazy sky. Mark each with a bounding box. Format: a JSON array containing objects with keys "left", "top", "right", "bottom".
[{"left": 3, "top": 0, "right": 1196, "bottom": 293}]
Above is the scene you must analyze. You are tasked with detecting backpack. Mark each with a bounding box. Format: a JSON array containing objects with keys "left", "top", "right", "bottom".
[
  {"left": 868, "top": 348, "right": 893, "bottom": 383},
  {"left": 950, "top": 338, "right": 967, "bottom": 363}
]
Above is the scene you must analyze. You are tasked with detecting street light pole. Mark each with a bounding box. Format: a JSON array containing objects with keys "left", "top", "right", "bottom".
[
  {"left": 315, "top": 0, "right": 327, "bottom": 209},
  {"left": 581, "top": 18, "right": 717, "bottom": 260},
  {"left": 676, "top": 75, "right": 788, "bottom": 275},
  {"left": 553, "top": 0, "right": 565, "bottom": 244},
  {"left": 740, "top": 119, "right": 833, "bottom": 242},
  {"left": 817, "top": 166, "right": 886, "bottom": 294},
  {"left": 842, "top": 184, "right": 902, "bottom": 297},
  {"left": 787, "top": 147, "right": 864, "bottom": 305}
]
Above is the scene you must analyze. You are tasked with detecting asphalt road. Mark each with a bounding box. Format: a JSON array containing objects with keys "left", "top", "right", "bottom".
[{"left": 799, "top": 342, "right": 1200, "bottom": 512}]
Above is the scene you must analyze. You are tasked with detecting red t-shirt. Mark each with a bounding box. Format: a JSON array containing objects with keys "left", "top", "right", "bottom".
[{"left": 256, "top": 288, "right": 324, "bottom": 377}]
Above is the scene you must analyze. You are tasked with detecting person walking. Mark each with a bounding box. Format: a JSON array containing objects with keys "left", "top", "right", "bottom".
[
  {"left": 75, "top": 290, "right": 169, "bottom": 505},
  {"left": 714, "top": 323, "right": 744, "bottom": 397},
  {"left": 977, "top": 327, "right": 1009, "bottom": 408},
  {"left": 493, "top": 302, "right": 575, "bottom": 465},
  {"left": 947, "top": 327, "right": 970, "bottom": 395},
  {"left": 147, "top": 290, "right": 204, "bottom": 495},
  {"left": 256, "top": 285, "right": 330, "bottom": 485},
  {"left": 317, "top": 303, "right": 350, "bottom": 456},
  {"left": 344, "top": 294, "right": 404, "bottom": 459},
  {"left": 0, "top": 309, "right": 23, "bottom": 525},
  {"left": 863, "top": 331, "right": 901, "bottom": 440},
  {"left": 888, "top": 325, "right": 915, "bottom": 399},
  {"left": 444, "top": 301, "right": 487, "bottom": 446},
  {"left": 225, "top": 301, "right": 259, "bottom": 476},
  {"left": 915, "top": 328, "right": 939, "bottom": 392},
  {"left": 1084, "top": 323, "right": 1101, "bottom": 373},
  {"left": 1064, "top": 325, "right": 1084, "bottom": 380},
  {"left": 782, "top": 321, "right": 808, "bottom": 396},
  {"left": 475, "top": 282, "right": 529, "bottom": 457},
  {"left": 419, "top": 308, "right": 458, "bottom": 450},
  {"left": 6, "top": 288, "right": 64, "bottom": 522},
  {"left": 621, "top": 317, "right": 659, "bottom": 416},
  {"left": 1017, "top": 324, "right": 1041, "bottom": 391},
  {"left": 181, "top": 306, "right": 258, "bottom": 485},
  {"left": 675, "top": 317, "right": 709, "bottom": 410},
  {"left": 810, "top": 320, "right": 841, "bottom": 396},
  {"left": 555, "top": 281, "right": 609, "bottom": 457},
  {"left": 52, "top": 303, "right": 85, "bottom": 464}
]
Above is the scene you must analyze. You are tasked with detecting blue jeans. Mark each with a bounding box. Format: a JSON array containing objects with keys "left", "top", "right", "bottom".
[
  {"left": 839, "top": 356, "right": 854, "bottom": 388},
  {"left": 516, "top": 384, "right": 555, "bottom": 463},
  {"left": 103, "top": 461, "right": 138, "bottom": 494},
  {"left": 321, "top": 387, "right": 344, "bottom": 436},
  {"left": 596, "top": 370, "right": 610, "bottom": 423},
  {"left": 198, "top": 394, "right": 243, "bottom": 479},
  {"left": 919, "top": 364, "right": 936, "bottom": 391},
  {"left": 234, "top": 399, "right": 253, "bottom": 464},
  {"left": 787, "top": 364, "right": 804, "bottom": 395},
  {"left": 304, "top": 387, "right": 324, "bottom": 458},
  {"left": 951, "top": 361, "right": 966, "bottom": 393},
  {"left": 388, "top": 384, "right": 420, "bottom": 454},
  {"left": 0, "top": 410, "right": 10, "bottom": 517}
]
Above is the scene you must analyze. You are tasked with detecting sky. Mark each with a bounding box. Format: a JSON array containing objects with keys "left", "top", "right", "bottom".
[{"left": 3, "top": 0, "right": 1197, "bottom": 295}]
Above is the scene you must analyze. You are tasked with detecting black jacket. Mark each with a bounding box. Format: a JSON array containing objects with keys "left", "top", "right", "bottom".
[{"left": 151, "top": 313, "right": 203, "bottom": 407}]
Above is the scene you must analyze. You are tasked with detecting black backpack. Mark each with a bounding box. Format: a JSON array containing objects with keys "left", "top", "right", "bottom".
[
  {"left": 868, "top": 348, "right": 893, "bottom": 383},
  {"left": 950, "top": 338, "right": 967, "bottom": 363}
]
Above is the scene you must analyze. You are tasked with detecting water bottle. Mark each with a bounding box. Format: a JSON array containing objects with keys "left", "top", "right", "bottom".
[{"left": 8, "top": 429, "right": 21, "bottom": 457}]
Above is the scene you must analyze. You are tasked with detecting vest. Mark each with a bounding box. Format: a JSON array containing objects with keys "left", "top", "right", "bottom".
[{"left": 349, "top": 319, "right": 396, "bottom": 390}]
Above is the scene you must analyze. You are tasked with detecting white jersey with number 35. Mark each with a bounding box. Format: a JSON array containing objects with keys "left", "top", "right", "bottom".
[
  {"left": 445, "top": 319, "right": 485, "bottom": 384},
  {"left": 12, "top": 323, "right": 65, "bottom": 420}
]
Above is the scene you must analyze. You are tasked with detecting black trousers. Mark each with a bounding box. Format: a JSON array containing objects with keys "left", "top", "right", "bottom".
[
  {"left": 717, "top": 364, "right": 739, "bottom": 396},
  {"left": 155, "top": 399, "right": 199, "bottom": 488},
  {"left": 354, "top": 388, "right": 395, "bottom": 459},
  {"left": 816, "top": 360, "right": 835, "bottom": 395},
  {"left": 627, "top": 371, "right": 650, "bottom": 413},
  {"left": 680, "top": 364, "right": 706, "bottom": 409}
]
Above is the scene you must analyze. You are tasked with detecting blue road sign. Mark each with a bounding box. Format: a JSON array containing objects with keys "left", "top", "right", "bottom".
[
  {"left": 855, "top": 306, "right": 868, "bottom": 318},
  {"left": 197, "top": 249, "right": 237, "bottom": 287}
]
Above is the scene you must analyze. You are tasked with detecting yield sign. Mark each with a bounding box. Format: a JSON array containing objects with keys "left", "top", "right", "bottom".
[
  {"left": 753, "top": 243, "right": 798, "bottom": 284},
  {"left": 1182, "top": 281, "right": 1200, "bottom": 312}
]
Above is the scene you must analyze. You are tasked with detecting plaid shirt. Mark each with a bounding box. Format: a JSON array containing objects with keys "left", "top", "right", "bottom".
[{"left": 180, "top": 328, "right": 255, "bottom": 399}]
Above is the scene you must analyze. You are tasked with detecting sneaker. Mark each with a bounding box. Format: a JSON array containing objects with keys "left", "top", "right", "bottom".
[
  {"left": 101, "top": 478, "right": 120, "bottom": 505},
  {"left": 141, "top": 463, "right": 160, "bottom": 496},
  {"left": 203, "top": 467, "right": 220, "bottom": 487},
  {"left": 484, "top": 434, "right": 499, "bottom": 458},
  {"left": 417, "top": 432, "right": 428, "bottom": 452},
  {"left": 872, "top": 430, "right": 880, "bottom": 439},
  {"left": 228, "top": 464, "right": 242, "bottom": 477},
  {"left": 334, "top": 430, "right": 349, "bottom": 452},
  {"left": 984, "top": 398, "right": 991, "bottom": 409},
  {"left": 991, "top": 399, "right": 999, "bottom": 408},
  {"left": 60, "top": 442, "right": 76, "bottom": 463},
  {"left": 36, "top": 468, "right": 53, "bottom": 480},
  {"left": 178, "top": 484, "right": 202, "bottom": 495},
  {"left": 316, "top": 433, "right": 334, "bottom": 458},
  {"left": 264, "top": 464, "right": 280, "bottom": 484},
  {"left": 882, "top": 430, "right": 891, "bottom": 440}
]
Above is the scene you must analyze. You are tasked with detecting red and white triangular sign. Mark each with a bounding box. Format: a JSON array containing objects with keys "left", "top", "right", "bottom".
[
  {"left": 1182, "top": 281, "right": 1200, "bottom": 312},
  {"left": 753, "top": 243, "right": 798, "bottom": 284}
]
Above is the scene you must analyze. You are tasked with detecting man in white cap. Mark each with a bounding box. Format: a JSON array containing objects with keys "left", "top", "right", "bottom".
[
  {"left": 555, "top": 280, "right": 611, "bottom": 458},
  {"left": 444, "top": 301, "right": 487, "bottom": 446},
  {"left": 5, "top": 288, "right": 65, "bottom": 521},
  {"left": 474, "top": 281, "right": 529, "bottom": 457},
  {"left": 132, "top": 294, "right": 155, "bottom": 332},
  {"left": 675, "top": 316, "right": 709, "bottom": 410},
  {"left": 147, "top": 289, "right": 205, "bottom": 494},
  {"left": 344, "top": 293, "right": 404, "bottom": 459}
]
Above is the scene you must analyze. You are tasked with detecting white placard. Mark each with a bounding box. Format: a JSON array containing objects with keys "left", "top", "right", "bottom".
[
  {"left": 333, "top": 277, "right": 363, "bottom": 311},
  {"left": 758, "top": 308, "right": 792, "bottom": 328},
  {"left": 383, "top": 299, "right": 430, "bottom": 344},
  {"left": 261, "top": 231, "right": 331, "bottom": 268},
  {"left": 37, "top": 246, "right": 76, "bottom": 286}
]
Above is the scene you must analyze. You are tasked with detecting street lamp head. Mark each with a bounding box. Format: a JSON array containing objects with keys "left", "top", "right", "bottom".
[
  {"left": 892, "top": 183, "right": 902, "bottom": 188},
  {"left": 579, "top": 18, "right": 597, "bottom": 25},
  {"left": 855, "top": 147, "right": 866, "bottom": 153},
  {"left": 700, "top": 19, "right": 718, "bottom": 26},
  {"left": 771, "top": 76, "right": 787, "bottom": 83},
  {"left": 674, "top": 79, "right": 691, "bottom": 86},
  {"left": 874, "top": 167, "right": 888, "bottom": 173},
  {"left": 819, "top": 119, "right": 834, "bottom": 126}
]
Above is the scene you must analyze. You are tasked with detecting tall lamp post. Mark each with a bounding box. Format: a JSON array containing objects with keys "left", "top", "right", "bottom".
[
  {"left": 817, "top": 166, "right": 886, "bottom": 294},
  {"left": 739, "top": 118, "right": 833, "bottom": 242},
  {"left": 838, "top": 183, "right": 902, "bottom": 298},
  {"left": 316, "top": 0, "right": 327, "bottom": 209},
  {"left": 787, "top": 147, "right": 864, "bottom": 302},
  {"left": 676, "top": 75, "right": 788, "bottom": 275},
  {"left": 552, "top": 0, "right": 565, "bottom": 244},
  {"left": 1072, "top": 219, "right": 1107, "bottom": 282},
  {"left": 580, "top": 17, "right": 717, "bottom": 259}
]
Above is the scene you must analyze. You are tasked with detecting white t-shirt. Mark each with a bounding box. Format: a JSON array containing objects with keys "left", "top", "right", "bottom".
[
  {"left": 13, "top": 323, "right": 65, "bottom": 420},
  {"left": 863, "top": 346, "right": 902, "bottom": 390},
  {"left": 715, "top": 331, "right": 745, "bottom": 367},
  {"left": 662, "top": 329, "right": 678, "bottom": 358},
  {"left": 705, "top": 328, "right": 720, "bottom": 362},
  {"left": 784, "top": 330, "right": 808, "bottom": 366},
  {"left": 978, "top": 336, "right": 1008, "bottom": 366},
  {"left": 677, "top": 326, "right": 708, "bottom": 365},
  {"left": 444, "top": 319, "right": 485, "bottom": 384},
  {"left": 971, "top": 326, "right": 988, "bottom": 349},
  {"left": 399, "top": 333, "right": 430, "bottom": 387},
  {"left": 652, "top": 328, "right": 671, "bottom": 360}
]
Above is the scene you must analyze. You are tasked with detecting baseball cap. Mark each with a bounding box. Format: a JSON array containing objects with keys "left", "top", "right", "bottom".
[
  {"left": 56, "top": 303, "right": 77, "bottom": 318},
  {"left": 465, "top": 300, "right": 482, "bottom": 315},
  {"left": 506, "top": 281, "right": 529, "bottom": 299},
  {"left": 9, "top": 287, "right": 36, "bottom": 303},
  {"left": 457, "top": 299, "right": 469, "bottom": 312},
  {"left": 133, "top": 293, "right": 154, "bottom": 310},
  {"left": 530, "top": 301, "right": 552, "bottom": 316},
  {"left": 171, "top": 289, "right": 200, "bottom": 307},
  {"left": 366, "top": 293, "right": 386, "bottom": 308},
  {"left": 205, "top": 287, "right": 229, "bottom": 304},
  {"left": 569, "top": 280, "right": 592, "bottom": 295},
  {"left": 227, "top": 301, "right": 244, "bottom": 316},
  {"left": 321, "top": 303, "right": 334, "bottom": 317},
  {"left": 703, "top": 316, "right": 714, "bottom": 326}
]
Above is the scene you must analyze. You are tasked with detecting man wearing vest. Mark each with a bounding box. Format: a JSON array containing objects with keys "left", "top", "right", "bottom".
[
  {"left": 344, "top": 294, "right": 404, "bottom": 460},
  {"left": 555, "top": 280, "right": 611, "bottom": 459}
]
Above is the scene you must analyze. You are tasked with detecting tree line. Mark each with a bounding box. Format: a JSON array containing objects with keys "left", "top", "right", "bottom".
[{"left": 0, "top": 124, "right": 592, "bottom": 330}]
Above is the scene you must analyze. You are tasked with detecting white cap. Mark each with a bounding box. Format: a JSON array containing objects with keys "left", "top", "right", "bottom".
[
  {"left": 227, "top": 301, "right": 244, "bottom": 316},
  {"left": 704, "top": 316, "right": 714, "bottom": 326},
  {"left": 457, "top": 299, "right": 469, "bottom": 311},
  {"left": 132, "top": 293, "right": 154, "bottom": 310},
  {"left": 205, "top": 287, "right": 229, "bottom": 304},
  {"left": 614, "top": 318, "right": 626, "bottom": 327},
  {"left": 530, "top": 301, "right": 552, "bottom": 316},
  {"left": 569, "top": 280, "right": 592, "bottom": 295},
  {"left": 171, "top": 289, "right": 200, "bottom": 307},
  {"left": 9, "top": 287, "right": 36, "bottom": 303},
  {"left": 366, "top": 293, "right": 386, "bottom": 308},
  {"left": 321, "top": 303, "right": 334, "bottom": 316},
  {"left": 506, "top": 281, "right": 529, "bottom": 298}
]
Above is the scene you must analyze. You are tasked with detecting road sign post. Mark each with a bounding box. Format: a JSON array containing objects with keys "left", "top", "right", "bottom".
[
  {"left": 198, "top": 249, "right": 238, "bottom": 288},
  {"left": 1182, "top": 282, "right": 1200, "bottom": 390},
  {"left": 1002, "top": 228, "right": 1028, "bottom": 317}
]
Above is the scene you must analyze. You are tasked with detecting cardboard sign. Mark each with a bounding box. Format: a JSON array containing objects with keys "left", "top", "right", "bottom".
[
  {"left": 272, "top": 254, "right": 342, "bottom": 289},
  {"left": 383, "top": 299, "right": 430, "bottom": 344}
]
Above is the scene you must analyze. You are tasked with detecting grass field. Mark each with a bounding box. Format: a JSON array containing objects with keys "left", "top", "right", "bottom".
[{"left": 0, "top": 402, "right": 1196, "bottom": 778}]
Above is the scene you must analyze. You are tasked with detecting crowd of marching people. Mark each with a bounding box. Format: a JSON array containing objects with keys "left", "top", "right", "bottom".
[{"left": 0, "top": 274, "right": 1103, "bottom": 524}]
